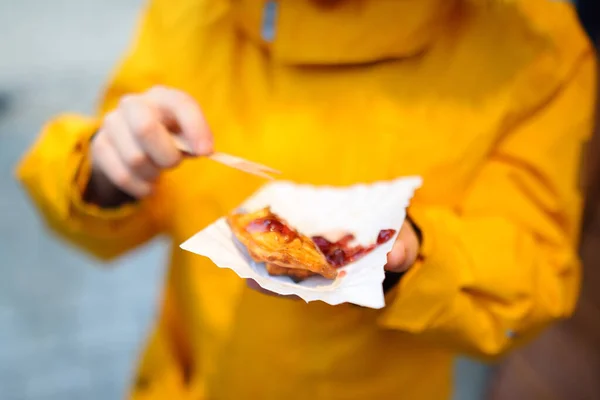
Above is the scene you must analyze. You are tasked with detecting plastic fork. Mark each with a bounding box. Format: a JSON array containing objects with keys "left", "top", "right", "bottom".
[{"left": 172, "top": 136, "right": 280, "bottom": 180}]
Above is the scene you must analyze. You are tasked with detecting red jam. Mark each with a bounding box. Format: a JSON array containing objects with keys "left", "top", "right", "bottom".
[
  {"left": 246, "top": 218, "right": 298, "bottom": 242},
  {"left": 377, "top": 229, "right": 396, "bottom": 244},
  {"left": 311, "top": 229, "right": 396, "bottom": 268}
]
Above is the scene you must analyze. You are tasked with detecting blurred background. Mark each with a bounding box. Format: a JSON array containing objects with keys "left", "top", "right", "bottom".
[
  {"left": 0, "top": 1, "right": 166, "bottom": 399},
  {"left": 0, "top": 1, "right": 597, "bottom": 399}
]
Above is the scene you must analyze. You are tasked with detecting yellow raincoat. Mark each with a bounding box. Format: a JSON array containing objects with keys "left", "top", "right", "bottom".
[{"left": 16, "top": 0, "right": 597, "bottom": 399}]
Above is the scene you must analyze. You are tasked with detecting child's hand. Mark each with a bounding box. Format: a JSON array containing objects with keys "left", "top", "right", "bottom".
[
  {"left": 90, "top": 86, "right": 213, "bottom": 199},
  {"left": 385, "top": 220, "right": 420, "bottom": 273}
]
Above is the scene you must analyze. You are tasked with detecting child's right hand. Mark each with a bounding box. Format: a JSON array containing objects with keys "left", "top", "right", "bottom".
[{"left": 89, "top": 86, "right": 213, "bottom": 200}]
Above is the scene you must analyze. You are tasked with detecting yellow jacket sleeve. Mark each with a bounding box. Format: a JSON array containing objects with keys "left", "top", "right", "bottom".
[
  {"left": 15, "top": 1, "right": 168, "bottom": 261},
  {"left": 380, "top": 52, "right": 597, "bottom": 359}
]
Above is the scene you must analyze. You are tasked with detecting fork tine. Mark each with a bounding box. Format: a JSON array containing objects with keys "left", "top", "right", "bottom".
[
  {"left": 209, "top": 153, "right": 281, "bottom": 175},
  {"left": 231, "top": 166, "right": 276, "bottom": 180},
  {"left": 172, "top": 136, "right": 279, "bottom": 179}
]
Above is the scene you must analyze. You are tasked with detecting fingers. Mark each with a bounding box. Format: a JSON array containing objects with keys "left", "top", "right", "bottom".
[
  {"left": 386, "top": 241, "right": 407, "bottom": 271},
  {"left": 145, "top": 86, "right": 214, "bottom": 156},
  {"left": 103, "top": 110, "right": 160, "bottom": 181},
  {"left": 385, "top": 221, "right": 420, "bottom": 273},
  {"left": 91, "top": 132, "right": 153, "bottom": 198},
  {"left": 119, "top": 94, "right": 183, "bottom": 168}
]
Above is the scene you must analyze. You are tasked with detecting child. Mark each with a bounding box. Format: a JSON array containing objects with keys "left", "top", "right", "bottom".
[{"left": 16, "top": 0, "right": 596, "bottom": 399}]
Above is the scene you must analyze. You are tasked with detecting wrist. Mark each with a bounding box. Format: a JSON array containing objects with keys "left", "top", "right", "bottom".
[
  {"left": 83, "top": 165, "right": 136, "bottom": 209},
  {"left": 82, "top": 133, "right": 137, "bottom": 208}
]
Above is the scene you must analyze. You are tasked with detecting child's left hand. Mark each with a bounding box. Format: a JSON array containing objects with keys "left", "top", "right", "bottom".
[{"left": 384, "top": 219, "right": 420, "bottom": 273}]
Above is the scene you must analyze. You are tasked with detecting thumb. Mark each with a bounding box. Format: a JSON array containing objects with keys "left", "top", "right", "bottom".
[
  {"left": 146, "top": 86, "right": 214, "bottom": 155},
  {"left": 385, "top": 240, "right": 408, "bottom": 272}
]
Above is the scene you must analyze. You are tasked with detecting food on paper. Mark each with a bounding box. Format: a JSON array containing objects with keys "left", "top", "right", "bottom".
[
  {"left": 227, "top": 207, "right": 396, "bottom": 282},
  {"left": 227, "top": 207, "right": 338, "bottom": 280}
]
